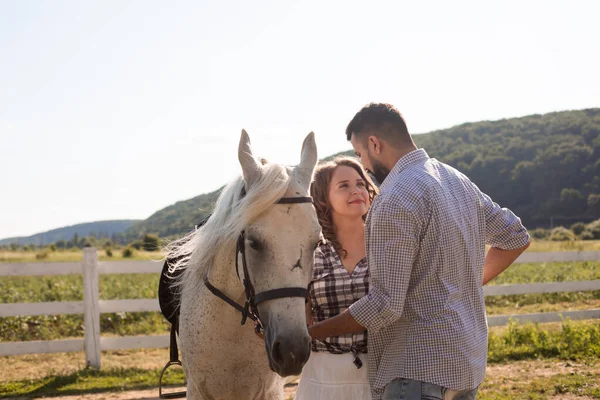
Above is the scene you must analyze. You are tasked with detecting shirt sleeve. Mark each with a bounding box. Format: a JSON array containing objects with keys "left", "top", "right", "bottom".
[
  {"left": 479, "top": 190, "right": 530, "bottom": 250},
  {"left": 349, "top": 194, "right": 421, "bottom": 333}
]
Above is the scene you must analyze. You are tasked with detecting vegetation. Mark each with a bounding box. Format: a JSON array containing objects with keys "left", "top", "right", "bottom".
[
  {"left": 142, "top": 234, "right": 160, "bottom": 252},
  {"left": 0, "top": 366, "right": 185, "bottom": 398},
  {"left": 488, "top": 319, "right": 600, "bottom": 362},
  {"left": 0, "top": 220, "right": 139, "bottom": 246},
  {"left": 124, "top": 190, "right": 219, "bottom": 240}
]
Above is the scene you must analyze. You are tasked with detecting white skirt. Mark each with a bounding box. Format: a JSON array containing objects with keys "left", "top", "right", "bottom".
[{"left": 294, "top": 351, "right": 372, "bottom": 400}]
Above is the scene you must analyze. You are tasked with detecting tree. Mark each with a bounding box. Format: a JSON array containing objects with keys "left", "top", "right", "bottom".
[
  {"left": 559, "top": 188, "right": 587, "bottom": 216},
  {"left": 142, "top": 234, "right": 160, "bottom": 252},
  {"left": 588, "top": 194, "right": 600, "bottom": 217}
]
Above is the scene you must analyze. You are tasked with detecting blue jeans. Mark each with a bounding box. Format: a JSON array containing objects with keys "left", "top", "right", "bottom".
[{"left": 383, "top": 378, "right": 478, "bottom": 400}]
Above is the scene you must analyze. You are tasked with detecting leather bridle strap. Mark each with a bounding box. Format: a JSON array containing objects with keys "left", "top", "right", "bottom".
[
  {"left": 203, "top": 274, "right": 258, "bottom": 322},
  {"left": 276, "top": 196, "right": 313, "bottom": 204},
  {"left": 203, "top": 194, "right": 313, "bottom": 328},
  {"left": 254, "top": 287, "right": 308, "bottom": 304}
]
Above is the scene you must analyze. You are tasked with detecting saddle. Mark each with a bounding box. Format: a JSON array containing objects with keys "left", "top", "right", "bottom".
[{"left": 157, "top": 216, "right": 210, "bottom": 399}]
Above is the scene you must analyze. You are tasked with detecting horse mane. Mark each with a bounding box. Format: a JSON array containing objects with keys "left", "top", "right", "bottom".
[{"left": 165, "top": 161, "right": 292, "bottom": 302}]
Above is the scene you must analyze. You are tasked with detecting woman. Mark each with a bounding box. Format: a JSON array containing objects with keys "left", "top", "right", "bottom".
[{"left": 295, "top": 156, "right": 378, "bottom": 400}]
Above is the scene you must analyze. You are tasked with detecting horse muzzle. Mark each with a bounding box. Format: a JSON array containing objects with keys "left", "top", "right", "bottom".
[{"left": 266, "top": 330, "right": 311, "bottom": 376}]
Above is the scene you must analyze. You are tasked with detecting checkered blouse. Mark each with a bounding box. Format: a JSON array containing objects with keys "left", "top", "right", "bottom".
[{"left": 309, "top": 240, "right": 369, "bottom": 366}]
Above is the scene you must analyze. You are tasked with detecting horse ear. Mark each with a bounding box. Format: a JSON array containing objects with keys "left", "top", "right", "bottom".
[
  {"left": 294, "top": 131, "right": 318, "bottom": 190},
  {"left": 238, "top": 129, "right": 261, "bottom": 189}
]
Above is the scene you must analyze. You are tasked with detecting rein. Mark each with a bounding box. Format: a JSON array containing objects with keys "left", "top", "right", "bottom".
[{"left": 158, "top": 195, "right": 313, "bottom": 398}]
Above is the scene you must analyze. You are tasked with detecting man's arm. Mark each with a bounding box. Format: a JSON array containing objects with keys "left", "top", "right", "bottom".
[
  {"left": 479, "top": 189, "right": 531, "bottom": 284},
  {"left": 308, "top": 309, "right": 364, "bottom": 340},
  {"left": 308, "top": 194, "right": 421, "bottom": 339},
  {"left": 483, "top": 243, "right": 530, "bottom": 285}
]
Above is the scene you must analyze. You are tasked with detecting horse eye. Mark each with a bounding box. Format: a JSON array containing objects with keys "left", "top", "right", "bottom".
[{"left": 248, "top": 239, "right": 262, "bottom": 251}]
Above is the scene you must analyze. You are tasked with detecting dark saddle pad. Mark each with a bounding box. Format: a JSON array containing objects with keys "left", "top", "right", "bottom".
[
  {"left": 158, "top": 216, "right": 210, "bottom": 325},
  {"left": 158, "top": 256, "right": 185, "bottom": 325}
]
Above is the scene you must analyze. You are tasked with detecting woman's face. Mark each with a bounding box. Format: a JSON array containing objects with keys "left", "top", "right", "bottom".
[{"left": 328, "top": 165, "right": 370, "bottom": 219}]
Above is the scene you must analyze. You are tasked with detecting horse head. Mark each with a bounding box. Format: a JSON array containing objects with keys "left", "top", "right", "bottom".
[{"left": 238, "top": 129, "right": 321, "bottom": 376}]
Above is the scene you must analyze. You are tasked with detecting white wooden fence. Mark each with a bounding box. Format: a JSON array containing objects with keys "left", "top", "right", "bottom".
[{"left": 1, "top": 248, "right": 599, "bottom": 369}]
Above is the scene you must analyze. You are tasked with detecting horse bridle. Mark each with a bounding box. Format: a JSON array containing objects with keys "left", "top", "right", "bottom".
[{"left": 203, "top": 195, "right": 314, "bottom": 334}]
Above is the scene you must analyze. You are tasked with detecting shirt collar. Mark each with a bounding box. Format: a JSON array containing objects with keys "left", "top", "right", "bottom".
[{"left": 380, "top": 148, "right": 429, "bottom": 191}]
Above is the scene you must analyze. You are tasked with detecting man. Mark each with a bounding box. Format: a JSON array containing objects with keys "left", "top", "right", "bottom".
[{"left": 308, "top": 103, "right": 530, "bottom": 400}]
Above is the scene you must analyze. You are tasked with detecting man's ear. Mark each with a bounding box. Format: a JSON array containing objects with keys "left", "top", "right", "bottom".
[{"left": 368, "top": 135, "right": 382, "bottom": 155}]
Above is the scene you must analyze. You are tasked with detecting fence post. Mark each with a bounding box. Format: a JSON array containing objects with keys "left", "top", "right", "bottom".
[{"left": 83, "top": 247, "right": 101, "bottom": 369}]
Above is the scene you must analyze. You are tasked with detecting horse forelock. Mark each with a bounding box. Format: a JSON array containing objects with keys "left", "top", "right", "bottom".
[{"left": 166, "top": 162, "right": 292, "bottom": 302}]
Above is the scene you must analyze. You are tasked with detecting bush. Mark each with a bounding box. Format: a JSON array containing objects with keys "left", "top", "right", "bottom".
[
  {"left": 580, "top": 230, "right": 595, "bottom": 240},
  {"left": 530, "top": 228, "right": 550, "bottom": 240},
  {"left": 550, "top": 227, "right": 575, "bottom": 241},
  {"left": 570, "top": 222, "right": 586, "bottom": 235},
  {"left": 122, "top": 247, "right": 134, "bottom": 258},
  {"left": 142, "top": 234, "right": 160, "bottom": 252},
  {"left": 488, "top": 319, "right": 600, "bottom": 362},
  {"left": 130, "top": 241, "right": 143, "bottom": 250},
  {"left": 106, "top": 249, "right": 113, "bottom": 257},
  {"left": 586, "top": 219, "right": 600, "bottom": 239}
]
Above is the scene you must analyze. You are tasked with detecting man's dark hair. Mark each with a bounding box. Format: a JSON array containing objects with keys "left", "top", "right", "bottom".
[{"left": 345, "top": 103, "right": 412, "bottom": 147}]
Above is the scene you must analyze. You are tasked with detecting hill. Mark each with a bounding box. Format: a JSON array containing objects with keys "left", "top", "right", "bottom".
[
  {"left": 125, "top": 190, "right": 221, "bottom": 239},
  {"left": 130, "top": 108, "right": 600, "bottom": 237},
  {"left": 409, "top": 108, "right": 600, "bottom": 227},
  {"left": 0, "top": 220, "right": 140, "bottom": 246}
]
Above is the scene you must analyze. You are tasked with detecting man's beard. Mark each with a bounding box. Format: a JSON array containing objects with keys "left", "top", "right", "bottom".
[{"left": 370, "top": 157, "right": 390, "bottom": 185}]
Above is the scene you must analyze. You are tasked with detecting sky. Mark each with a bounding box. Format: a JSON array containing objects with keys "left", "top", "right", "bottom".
[{"left": 1, "top": 0, "right": 599, "bottom": 239}]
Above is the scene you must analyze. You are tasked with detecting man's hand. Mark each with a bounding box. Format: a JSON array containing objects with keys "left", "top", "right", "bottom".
[{"left": 308, "top": 309, "right": 366, "bottom": 340}]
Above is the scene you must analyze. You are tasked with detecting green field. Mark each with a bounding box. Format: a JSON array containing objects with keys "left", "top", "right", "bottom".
[{"left": 2, "top": 258, "right": 599, "bottom": 341}]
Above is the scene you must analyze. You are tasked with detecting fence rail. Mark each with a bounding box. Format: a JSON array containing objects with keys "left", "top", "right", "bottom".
[{"left": 1, "top": 249, "right": 599, "bottom": 368}]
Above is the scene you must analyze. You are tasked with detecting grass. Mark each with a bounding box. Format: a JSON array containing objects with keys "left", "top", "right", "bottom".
[
  {"left": 0, "top": 248, "right": 164, "bottom": 263},
  {"left": 526, "top": 239, "right": 600, "bottom": 252},
  {"left": 487, "top": 319, "right": 600, "bottom": 362},
  {"left": 0, "top": 239, "right": 598, "bottom": 264},
  {"left": 0, "top": 274, "right": 168, "bottom": 341},
  {"left": 484, "top": 259, "right": 600, "bottom": 316},
  {"left": 0, "top": 366, "right": 185, "bottom": 398},
  {"left": 477, "top": 362, "right": 600, "bottom": 400},
  {"left": 2, "top": 245, "right": 600, "bottom": 341}
]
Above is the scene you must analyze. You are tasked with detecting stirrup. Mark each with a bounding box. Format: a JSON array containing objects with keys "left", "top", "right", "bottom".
[{"left": 159, "top": 360, "right": 186, "bottom": 399}]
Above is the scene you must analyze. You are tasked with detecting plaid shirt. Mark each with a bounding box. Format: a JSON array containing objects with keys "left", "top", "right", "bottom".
[
  {"left": 349, "top": 149, "right": 530, "bottom": 399},
  {"left": 309, "top": 241, "right": 369, "bottom": 361}
]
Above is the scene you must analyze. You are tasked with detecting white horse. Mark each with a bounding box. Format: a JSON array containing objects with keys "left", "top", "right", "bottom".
[{"left": 167, "top": 130, "right": 321, "bottom": 399}]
